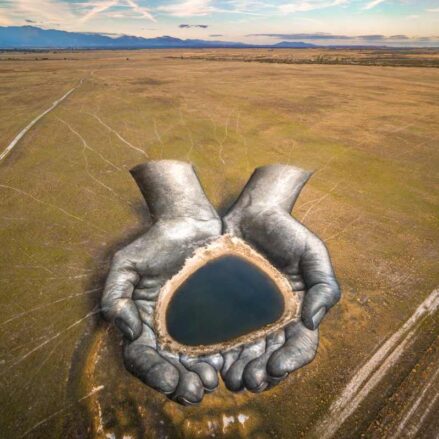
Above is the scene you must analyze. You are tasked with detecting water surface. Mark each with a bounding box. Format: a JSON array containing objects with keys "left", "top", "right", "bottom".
[{"left": 166, "top": 255, "right": 284, "bottom": 346}]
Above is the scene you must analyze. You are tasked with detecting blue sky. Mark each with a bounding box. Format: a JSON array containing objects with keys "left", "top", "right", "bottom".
[{"left": 0, "top": 0, "right": 438, "bottom": 45}]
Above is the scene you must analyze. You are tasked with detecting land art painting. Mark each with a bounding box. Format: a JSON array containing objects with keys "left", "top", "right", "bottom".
[
  {"left": 101, "top": 160, "right": 338, "bottom": 404},
  {"left": 1, "top": 9, "right": 438, "bottom": 439}
]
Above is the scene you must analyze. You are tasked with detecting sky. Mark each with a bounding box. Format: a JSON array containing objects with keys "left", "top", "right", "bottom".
[{"left": 0, "top": 0, "right": 439, "bottom": 46}]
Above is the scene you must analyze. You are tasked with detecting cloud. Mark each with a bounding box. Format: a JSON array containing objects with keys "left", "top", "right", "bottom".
[
  {"left": 157, "top": 0, "right": 214, "bottom": 17},
  {"left": 79, "top": 1, "right": 118, "bottom": 23},
  {"left": 247, "top": 32, "right": 439, "bottom": 45},
  {"left": 0, "top": 0, "right": 437, "bottom": 44},
  {"left": 363, "top": 0, "right": 386, "bottom": 10},
  {"left": 0, "top": 10, "right": 13, "bottom": 25},
  {"left": 11, "top": 0, "right": 76, "bottom": 24},
  {"left": 210, "top": 33, "right": 223, "bottom": 36},
  {"left": 2, "top": 0, "right": 155, "bottom": 27},
  {"left": 91, "top": 0, "right": 156, "bottom": 22},
  {"left": 279, "top": 0, "right": 348, "bottom": 14},
  {"left": 179, "top": 23, "right": 209, "bottom": 28},
  {"left": 247, "top": 32, "right": 351, "bottom": 40},
  {"left": 158, "top": 0, "right": 267, "bottom": 17},
  {"left": 124, "top": 0, "right": 155, "bottom": 21},
  {"left": 358, "top": 34, "right": 385, "bottom": 40},
  {"left": 389, "top": 34, "right": 409, "bottom": 40},
  {"left": 355, "top": 34, "right": 433, "bottom": 42},
  {"left": 415, "top": 37, "right": 436, "bottom": 42}
]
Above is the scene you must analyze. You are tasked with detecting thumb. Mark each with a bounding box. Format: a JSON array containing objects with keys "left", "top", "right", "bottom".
[
  {"left": 300, "top": 235, "right": 341, "bottom": 330},
  {"left": 101, "top": 251, "right": 142, "bottom": 340},
  {"left": 301, "top": 281, "right": 340, "bottom": 330}
]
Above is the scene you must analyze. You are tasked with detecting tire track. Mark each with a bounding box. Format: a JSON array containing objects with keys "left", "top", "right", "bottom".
[
  {"left": 313, "top": 288, "right": 439, "bottom": 438},
  {"left": 0, "top": 80, "right": 82, "bottom": 162}
]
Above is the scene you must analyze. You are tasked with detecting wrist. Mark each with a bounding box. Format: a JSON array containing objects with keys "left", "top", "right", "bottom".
[
  {"left": 130, "top": 160, "right": 219, "bottom": 221},
  {"left": 228, "top": 164, "right": 311, "bottom": 214}
]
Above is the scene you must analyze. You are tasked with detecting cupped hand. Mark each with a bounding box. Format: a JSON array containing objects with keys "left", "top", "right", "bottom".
[
  {"left": 101, "top": 161, "right": 340, "bottom": 402},
  {"left": 221, "top": 164, "right": 340, "bottom": 392},
  {"left": 101, "top": 161, "right": 223, "bottom": 405}
]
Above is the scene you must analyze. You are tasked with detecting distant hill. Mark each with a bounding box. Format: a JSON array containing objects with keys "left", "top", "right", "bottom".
[
  {"left": 0, "top": 26, "right": 316, "bottom": 49},
  {"left": 273, "top": 41, "right": 315, "bottom": 48}
]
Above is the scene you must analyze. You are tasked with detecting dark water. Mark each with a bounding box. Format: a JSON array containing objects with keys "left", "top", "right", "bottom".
[{"left": 166, "top": 255, "right": 284, "bottom": 346}]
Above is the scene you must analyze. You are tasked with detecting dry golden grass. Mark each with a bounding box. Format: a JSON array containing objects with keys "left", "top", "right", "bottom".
[
  {"left": 0, "top": 49, "right": 438, "bottom": 438},
  {"left": 168, "top": 47, "right": 439, "bottom": 67}
]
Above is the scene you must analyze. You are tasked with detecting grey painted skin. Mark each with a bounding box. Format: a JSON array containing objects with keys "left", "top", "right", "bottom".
[{"left": 101, "top": 160, "right": 340, "bottom": 405}]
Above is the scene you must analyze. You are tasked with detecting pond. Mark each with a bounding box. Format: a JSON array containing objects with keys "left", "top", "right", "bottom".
[{"left": 166, "top": 255, "right": 285, "bottom": 346}]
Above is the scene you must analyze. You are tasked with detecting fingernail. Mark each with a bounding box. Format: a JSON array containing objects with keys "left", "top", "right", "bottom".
[
  {"left": 115, "top": 318, "right": 134, "bottom": 340},
  {"left": 311, "top": 307, "right": 326, "bottom": 330},
  {"left": 269, "top": 373, "right": 288, "bottom": 382},
  {"left": 253, "top": 382, "right": 268, "bottom": 393},
  {"left": 176, "top": 396, "right": 199, "bottom": 406}
]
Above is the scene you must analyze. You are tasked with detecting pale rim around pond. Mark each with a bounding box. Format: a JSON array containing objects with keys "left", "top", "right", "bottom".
[{"left": 155, "top": 234, "right": 301, "bottom": 356}]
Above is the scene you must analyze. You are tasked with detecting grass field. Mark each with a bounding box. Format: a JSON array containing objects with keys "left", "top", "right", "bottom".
[
  {"left": 169, "top": 47, "right": 439, "bottom": 67},
  {"left": 0, "top": 49, "right": 438, "bottom": 438}
]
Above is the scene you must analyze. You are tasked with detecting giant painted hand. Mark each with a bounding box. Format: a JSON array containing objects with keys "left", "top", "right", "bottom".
[
  {"left": 222, "top": 164, "right": 340, "bottom": 392},
  {"left": 101, "top": 160, "right": 223, "bottom": 405}
]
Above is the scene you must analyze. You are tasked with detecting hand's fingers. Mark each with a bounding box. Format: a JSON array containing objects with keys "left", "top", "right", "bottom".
[
  {"left": 101, "top": 251, "right": 142, "bottom": 340},
  {"left": 159, "top": 350, "right": 205, "bottom": 405},
  {"left": 200, "top": 353, "right": 224, "bottom": 372},
  {"left": 301, "top": 234, "right": 341, "bottom": 330},
  {"left": 132, "top": 277, "right": 162, "bottom": 301},
  {"left": 135, "top": 299, "right": 155, "bottom": 327},
  {"left": 243, "top": 330, "right": 285, "bottom": 393},
  {"left": 224, "top": 339, "right": 266, "bottom": 392},
  {"left": 124, "top": 325, "right": 179, "bottom": 395},
  {"left": 285, "top": 274, "right": 305, "bottom": 292},
  {"left": 267, "top": 322, "right": 318, "bottom": 378},
  {"left": 221, "top": 347, "right": 242, "bottom": 378},
  {"left": 180, "top": 355, "right": 219, "bottom": 392}
]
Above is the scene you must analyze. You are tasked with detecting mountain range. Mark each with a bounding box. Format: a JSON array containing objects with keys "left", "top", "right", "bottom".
[{"left": 0, "top": 26, "right": 316, "bottom": 49}]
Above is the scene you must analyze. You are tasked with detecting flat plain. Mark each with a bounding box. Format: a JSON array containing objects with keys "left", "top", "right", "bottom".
[{"left": 0, "top": 48, "right": 438, "bottom": 438}]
